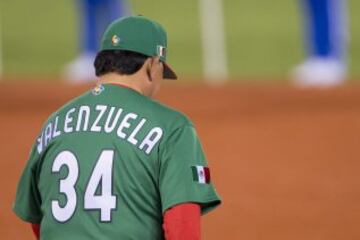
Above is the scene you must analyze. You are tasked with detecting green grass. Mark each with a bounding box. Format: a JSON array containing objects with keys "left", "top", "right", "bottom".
[
  {"left": 1, "top": 0, "right": 359, "bottom": 79},
  {"left": 1, "top": 0, "right": 76, "bottom": 75},
  {"left": 224, "top": 0, "right": 302, "bottom": 78}
]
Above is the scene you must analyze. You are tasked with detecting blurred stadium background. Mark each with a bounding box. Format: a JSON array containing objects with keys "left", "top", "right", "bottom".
[
  {"left": 1, "top": 1, "right": 360, "bottom": 240},
  {"left": 1, "top": 0, "right": 359, "bottom": 80}
]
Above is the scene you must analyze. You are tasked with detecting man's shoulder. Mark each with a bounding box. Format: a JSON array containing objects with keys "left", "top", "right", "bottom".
[{"left": 147, "top": 99, "right": 192, "bottom": 127}]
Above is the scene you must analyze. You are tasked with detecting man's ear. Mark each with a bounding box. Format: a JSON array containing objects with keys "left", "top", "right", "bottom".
[
  {"left": 153, "top": 56, "right": 160, "bottom": 65},
  {"left": 149, "top": 57, "right": 161, "bottom": 75},
  {"left": 145, "top": 58, "right": 154, "bottom": 82},
  {"left": 147, "top": 57, "right": 154, "bottom": 68}
]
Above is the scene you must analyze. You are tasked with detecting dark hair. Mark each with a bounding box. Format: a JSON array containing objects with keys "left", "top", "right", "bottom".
[{"left": 94, "top": 50, "right": 149, "bottom": 77}]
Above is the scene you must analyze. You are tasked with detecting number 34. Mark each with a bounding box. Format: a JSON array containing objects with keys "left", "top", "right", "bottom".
[{"left": 51, "top": 150, "right": 117, "bottom": 223}]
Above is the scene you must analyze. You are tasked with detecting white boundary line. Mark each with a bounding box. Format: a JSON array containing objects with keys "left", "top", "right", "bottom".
[{"left": 199, "top": 0, "right": 228, "bottom": 83}]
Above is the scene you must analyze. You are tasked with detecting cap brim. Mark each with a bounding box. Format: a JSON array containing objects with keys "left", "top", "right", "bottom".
[{"left": 163, "top": 62, "right": 177, "bottom": 80}]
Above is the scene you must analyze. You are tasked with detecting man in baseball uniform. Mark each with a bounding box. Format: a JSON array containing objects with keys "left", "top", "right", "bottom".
[{"left": 13, "top": 16, "right": 221, "bottom": 240}]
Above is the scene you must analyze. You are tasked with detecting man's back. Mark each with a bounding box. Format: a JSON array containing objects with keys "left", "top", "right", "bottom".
[{"left": 15, "top": 84, "right": 195, "bottom": 239}]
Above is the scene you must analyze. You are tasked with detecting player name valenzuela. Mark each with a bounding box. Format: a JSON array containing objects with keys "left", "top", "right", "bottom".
[{"left": 36, "top": 104, "right": 163, "bottom": 155}]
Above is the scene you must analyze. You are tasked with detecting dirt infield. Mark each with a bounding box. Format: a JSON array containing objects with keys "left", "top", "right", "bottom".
[{"left": 1, "top": 80, "right": 360, "bottom": 239}]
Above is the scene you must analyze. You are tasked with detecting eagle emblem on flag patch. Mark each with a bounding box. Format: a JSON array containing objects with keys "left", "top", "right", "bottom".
[{"left": 191, "top": 166, "right": 211, "bottom": 184}]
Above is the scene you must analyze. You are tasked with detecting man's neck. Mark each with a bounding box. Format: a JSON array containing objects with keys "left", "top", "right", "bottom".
[{"left": 98, "top": 73, "right": 144, "bottom": 95}]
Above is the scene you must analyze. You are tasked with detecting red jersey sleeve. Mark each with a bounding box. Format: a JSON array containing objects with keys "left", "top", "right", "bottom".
[
  {"left": 163, "top": 203, "right": 201, "bottom": 240},
  {"left": 31, "top": 224, "right": 40, "bottom": 239}
]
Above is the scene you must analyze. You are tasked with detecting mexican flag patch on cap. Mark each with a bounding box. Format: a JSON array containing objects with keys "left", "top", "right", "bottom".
[{"left": 192, "top": 166, "right": 211, "bottom": 184}]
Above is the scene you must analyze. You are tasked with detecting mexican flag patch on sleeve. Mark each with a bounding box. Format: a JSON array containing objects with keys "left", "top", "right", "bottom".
[{"left": 191, "top": 166, "right": 211, "bottom": 184}]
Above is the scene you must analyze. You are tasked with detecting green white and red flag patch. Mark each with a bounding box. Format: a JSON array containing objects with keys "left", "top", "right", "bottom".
[{"left": 191, "top": 166, "right": 211, "bottom": 184}]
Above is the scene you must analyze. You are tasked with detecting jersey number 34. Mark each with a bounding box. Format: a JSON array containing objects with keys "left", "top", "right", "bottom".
[{"left": 51, "top": 150, "right": 117, "bottom": 223}]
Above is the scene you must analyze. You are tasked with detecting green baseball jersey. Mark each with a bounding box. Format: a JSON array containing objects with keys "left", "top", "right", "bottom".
[{"left": 13, "top": 84, "right": 221, "bottom": 240}]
